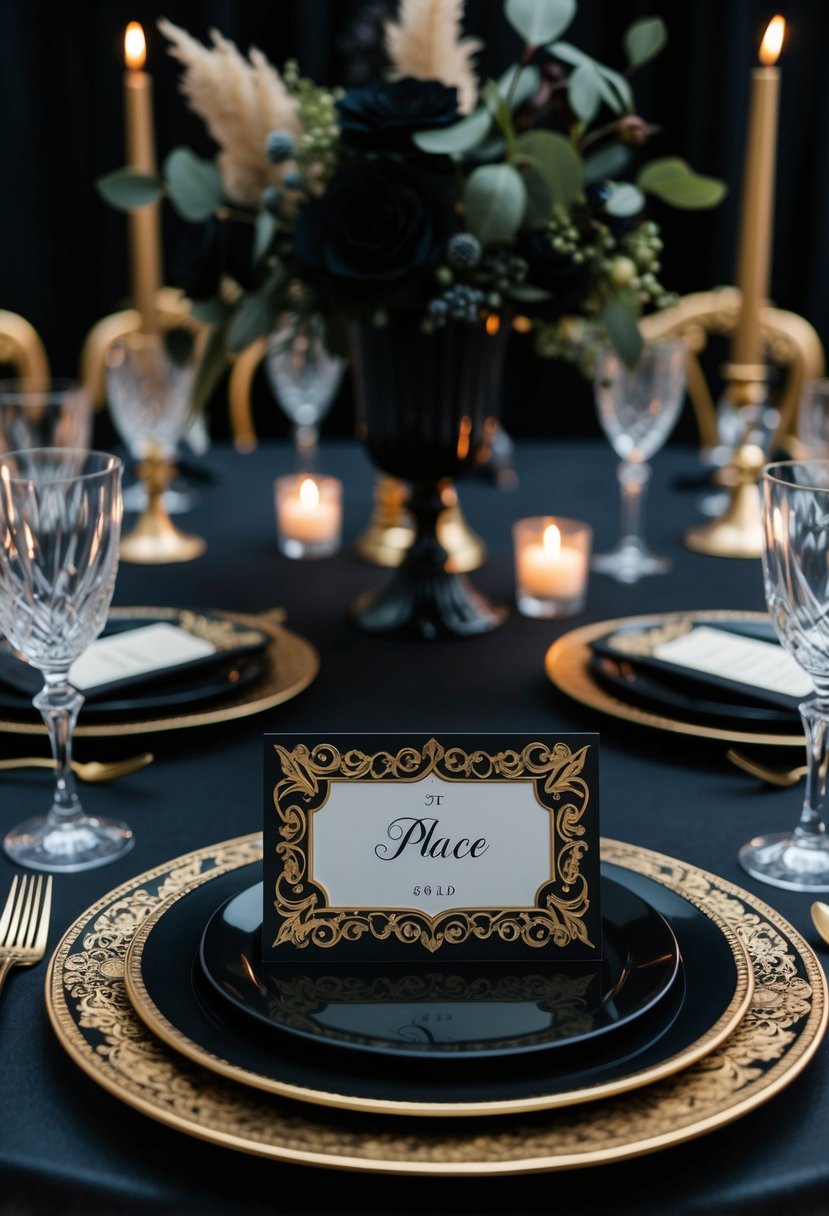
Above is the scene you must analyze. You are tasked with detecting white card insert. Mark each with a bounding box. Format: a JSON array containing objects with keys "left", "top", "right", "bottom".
[
  {"left": 653, "top": 626, "right": 814, "bottom": 699},
  {"left": 68, "top": 623, "right": 216, "bottom": 691}
]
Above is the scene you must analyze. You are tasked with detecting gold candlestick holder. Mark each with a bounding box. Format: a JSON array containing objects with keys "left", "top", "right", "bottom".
[
  {"left": 119, "top": 441, "right": 206, "bottom": 564},
  {"left": 81, "top": 288, "right": 209, "bottom": 565},
  {"left": 640, "top": 287, "right": 824, "bottom": 559}
]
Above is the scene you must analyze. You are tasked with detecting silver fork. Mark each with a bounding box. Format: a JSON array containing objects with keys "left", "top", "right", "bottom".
[{"left": 0, "top": 874, "right": 53, "bottom": 996}]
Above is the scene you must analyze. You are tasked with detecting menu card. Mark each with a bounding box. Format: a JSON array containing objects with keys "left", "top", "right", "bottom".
[{"left": 263, "top": 732, "right": 601, "bottom": 963}]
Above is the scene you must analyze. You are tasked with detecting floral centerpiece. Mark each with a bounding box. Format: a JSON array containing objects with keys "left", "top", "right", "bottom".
[
  {"left": 98, "top": 0, "right": 724, "bottom": 639},
  {"left": 99, "top": 0, "right": 724, "bottom": 393}
]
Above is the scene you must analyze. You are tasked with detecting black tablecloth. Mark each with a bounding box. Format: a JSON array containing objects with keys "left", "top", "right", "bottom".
[{"left": 1, "top": 439, "right": 826, "bottom": 1216}]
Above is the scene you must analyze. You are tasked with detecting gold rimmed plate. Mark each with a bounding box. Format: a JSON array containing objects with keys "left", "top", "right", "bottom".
[
  {"left": 46, "top": 834, "right": 827, "bottom": 1172},
  {"left": 546, "top": 611, "right": 805, "bottom": 749},
  {"left": 0, "top": 608, "right": 319, "bottom": 738}
]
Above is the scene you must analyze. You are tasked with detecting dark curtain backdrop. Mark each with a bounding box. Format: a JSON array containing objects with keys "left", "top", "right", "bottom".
[{"left": 1, "top": 0, "right": 827, "bottom": 442}]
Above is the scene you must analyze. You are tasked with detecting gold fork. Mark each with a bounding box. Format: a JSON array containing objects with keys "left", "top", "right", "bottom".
[{"left": 0, "top": 874, "right": 53, "bottom": 996}]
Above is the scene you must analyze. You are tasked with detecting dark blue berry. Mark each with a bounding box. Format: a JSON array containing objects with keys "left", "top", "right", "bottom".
[
  {"left": 261, "top": 186, "right": 283, "bottom": 215},
  {"left": 266, "top": 130, "right": 295, "bottom": 163},
  {"left": 281, "top": 169, "right": 305, "bottom": 192},
  {"left": 447, "top": 233, "right": 482, "bottom": 270}
]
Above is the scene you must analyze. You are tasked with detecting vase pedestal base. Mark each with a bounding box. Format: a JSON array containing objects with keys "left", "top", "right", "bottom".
[{"left": 351, "top": 566, "right": 507, "bottom": 641}]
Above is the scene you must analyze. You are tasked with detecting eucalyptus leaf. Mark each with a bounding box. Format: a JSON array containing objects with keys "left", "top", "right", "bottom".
[
  {"left": 605, "top": 182, "right": 645, "bottom": 217},
  {"left": 496, "top": 63, "right": 541, "bottom": 110},
  {"left": 190, "top": 322, "right": 230, "bottom": 418},
  {"left": 637, "top": 157, "right": 727, "bottom": 209},
  {"left": 254, "top": 210, "right": 278, "bottom": 262},
  {"left": 482, "top": 80, "right": 514, "bottom": 142},
  {"left": 584, "top": 143, "right": 631, "bottom": 184},
  {"left": 463, "top": 163, "right": 527, "bottom": 245},
  {"left": 413, "top": 107, "right": 491, "bottom": 154},
  {"left": 515, "top": 130, "right": 584, "bottom": 208},
  {"left": 624, "top": 17, "right": 667, "bottom": 69},
  {"left": 548, "top": 40, "right": 591, "bottom": 68},
  {"left": 190, "top": 297, "right": 232, "bottom": 325},
  {"left": 568, "top": 62, "right": 601, "bottom": 123},
  {"left": 95, "top": 167, "right": 164, "bottom": 211},
  {"left": 505, "top": 0, "right": 575, "bottom": 47},
  {"left": 597, "top": 65, "right": 634, "bottom": 112},
  {"left": 508, "top": 283, "right": 553, "bottom": 302},
  {"left": 164, "top": 148, "right": 225, "bottom": 222},
  {"left": 522, "top": 166, "right": 554, "bottom": 227},
  {"left": 227, "top": 290, "right": 278, "bottom": 352},
  {"left": 602, "top": 297, "right": 644, "bottom": 369}
]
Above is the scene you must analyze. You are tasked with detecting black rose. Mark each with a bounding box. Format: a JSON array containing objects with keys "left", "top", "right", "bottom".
[
  {"left": 336, "top": 78, "right": 459, "bottom": 152},
  {"left": 292, "top": 159, "right": 456, "bottom": 310},
  {"left": 520, "top": 230, "right": 595, "bottom": 319}
]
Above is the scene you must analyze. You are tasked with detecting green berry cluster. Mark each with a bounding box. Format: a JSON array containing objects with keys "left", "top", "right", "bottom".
[{"left": 283, "top": 59, "right": 340, "bottom": 177}]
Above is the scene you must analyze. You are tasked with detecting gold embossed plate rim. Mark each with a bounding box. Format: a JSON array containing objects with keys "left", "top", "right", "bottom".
[
  {"left": 545, "top": 610, "right": 805, "bottom": 748},
  {"left": 45, "top": 834, "right": 829, "bottom": 1174},
  {"left": 0, "top": 607, "right": 319, "bottom": 737},
  {"left": 121, "top": 862, "right": 752, "bottom": 1117}
]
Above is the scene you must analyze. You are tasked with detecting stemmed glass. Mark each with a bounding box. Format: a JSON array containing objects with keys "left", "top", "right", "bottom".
[
  {"left": 592, "top": 338, "right": 686, "bottom": 583},
  {"left": 738, "top": 459, "right": 829, "bottom": 891},
  {"left": 265, "top": 316, "right": 345, "bottom": 471},
  {"left": 0, "top": 378, "right": 92, "bottom": 452},
  {"left": 0, "top": 448, "right": 133, "bottom": 872},
  {"left": 106, "top": 332, "right": 205, "bottom": 563}
]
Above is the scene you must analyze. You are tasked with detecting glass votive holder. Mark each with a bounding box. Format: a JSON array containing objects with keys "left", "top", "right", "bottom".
[
  {"left": 513, "top": 516, "right": 592, "bottom": 619},
  {"left": 275, "top": 473, "right": 342, "bottom": 559}
]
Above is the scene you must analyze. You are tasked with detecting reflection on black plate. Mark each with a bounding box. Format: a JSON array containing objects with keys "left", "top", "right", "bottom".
[
  {"left": 126, "top": 860, "right": 748, "bottom": 1114},
  {"left": 0, "top": 609, "right": 269, "bottom": 719},
  {"left": 198, "top": 879, "right": 679, "bottom": 1060}
]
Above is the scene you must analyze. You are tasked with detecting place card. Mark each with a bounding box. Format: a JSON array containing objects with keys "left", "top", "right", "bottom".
[{"left": 263, "top": 732, "right": 601, "bottom": 962}]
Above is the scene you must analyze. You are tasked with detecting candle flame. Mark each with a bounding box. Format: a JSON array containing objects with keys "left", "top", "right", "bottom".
[
  {"left": 759, "top": 15, "right": 785, "bottom": 65},
  {"left": 543, "top": 523, "right": 561, "bottom": 559},
  {"left": 299, "top": 478, "right": 320, "bottom": 510},
  {"left": 125, "top": 22, "right": 147, "bottom": 70}
]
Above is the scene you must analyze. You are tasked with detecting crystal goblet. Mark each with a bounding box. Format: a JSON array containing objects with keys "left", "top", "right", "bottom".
[
  {"left": 738, "top": 459, "right": 829, "bottom": 891},
  {"left": 0, "top": 448, "right": 133, "bottom": 872},
  {"left": 592, "top": 338, "right": 686, "bottom": 583},
  {"left": 105, "top": 333, "right": 205, "bottom": 563},
  {"left": 265, "top": 316, "right": 345, "bottom": 472},
  {"left": 0, "top": 378, "right": 92, "bottom": 452}
]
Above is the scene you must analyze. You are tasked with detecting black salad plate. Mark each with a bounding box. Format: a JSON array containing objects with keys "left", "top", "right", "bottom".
[
  {"left": 0, "top": 610, "right": 269, "bottom": 718},
  {"left": 197, "top": 878, "right": 679, "bottom": 1061},
  {"left": 130, "top": 861, "right": 743, "bottom": 1113}
]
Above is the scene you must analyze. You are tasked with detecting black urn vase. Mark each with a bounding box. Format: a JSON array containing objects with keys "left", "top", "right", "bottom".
[{"left": 350, "top": 316, "right": 508, "bottom": 640}]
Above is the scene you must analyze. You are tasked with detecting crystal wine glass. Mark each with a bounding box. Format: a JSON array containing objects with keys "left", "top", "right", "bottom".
[
  {"left": 592, "top": 337, "right": 686, "bottom": 583},
  {"left": 106, "top": 332, "right": 205, "bottom": 563},
  {"left": 0, "top": 378, "right": 92, "bottom": 453},
  {"left": 0, "top": 448, "right": 132, "bottom": 872},
  {"left": 738, "top": 459, "right": 829, "bottom": 890},
  {"left": 798, "top": 379, "right": 829, "bottom": 457},
  {"left": 265, "top": 316, "right": 345, "bottom": 471}
]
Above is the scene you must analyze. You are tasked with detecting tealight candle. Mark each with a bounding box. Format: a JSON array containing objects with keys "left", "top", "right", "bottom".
[
  {"left": 275, "top": 474, "right": 342, "bottom": 559},
  {"left": 513, "top": 517, "right": 592, "bottom": 618}
]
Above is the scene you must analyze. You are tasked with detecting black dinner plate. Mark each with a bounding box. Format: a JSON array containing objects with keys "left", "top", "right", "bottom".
[
  {"left": 197, "top": 878, "right": 680, "bottom": 1060},
  {"left": 0, "top": 612, "right": 269, "bottom": 719},
  {"left": 131, "top": 861, "right": 742, "bottom": 1111}
]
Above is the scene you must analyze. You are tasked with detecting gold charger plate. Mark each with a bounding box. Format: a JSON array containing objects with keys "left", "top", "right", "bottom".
[
  {"left": 46, "top": 834, "right": 827, "bottom": 1173},
  {"left": 0, "top": 607, "right": 319, "bottom": 738},
  {"left": 546, "top": 610, "right": 805, "bottom": 749}
]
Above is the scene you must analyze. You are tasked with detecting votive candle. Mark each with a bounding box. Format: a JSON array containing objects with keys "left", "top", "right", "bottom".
[
  {"left": 275, "top": 474, "right": 342, "bottom": 559},
  {"left": 513, "top": 517, "right": 592, "bottom": 618}
]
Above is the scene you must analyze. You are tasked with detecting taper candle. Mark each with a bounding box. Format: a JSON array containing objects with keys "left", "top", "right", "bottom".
[
  {"left": 731, "top": 15, "right": 785, "bottom": 370},
  {"left": 124, "top": 22, "right": 162, "bottom": 334}
]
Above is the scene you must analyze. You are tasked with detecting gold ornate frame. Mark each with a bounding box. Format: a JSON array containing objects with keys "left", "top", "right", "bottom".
[{"left": 267, "top": 737, "right": 596, "bottom": 957}]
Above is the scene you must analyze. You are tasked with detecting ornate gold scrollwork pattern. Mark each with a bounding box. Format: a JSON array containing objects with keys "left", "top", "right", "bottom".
[{"left": 269, "top": 738, "right": 593, "bottom": 953}]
